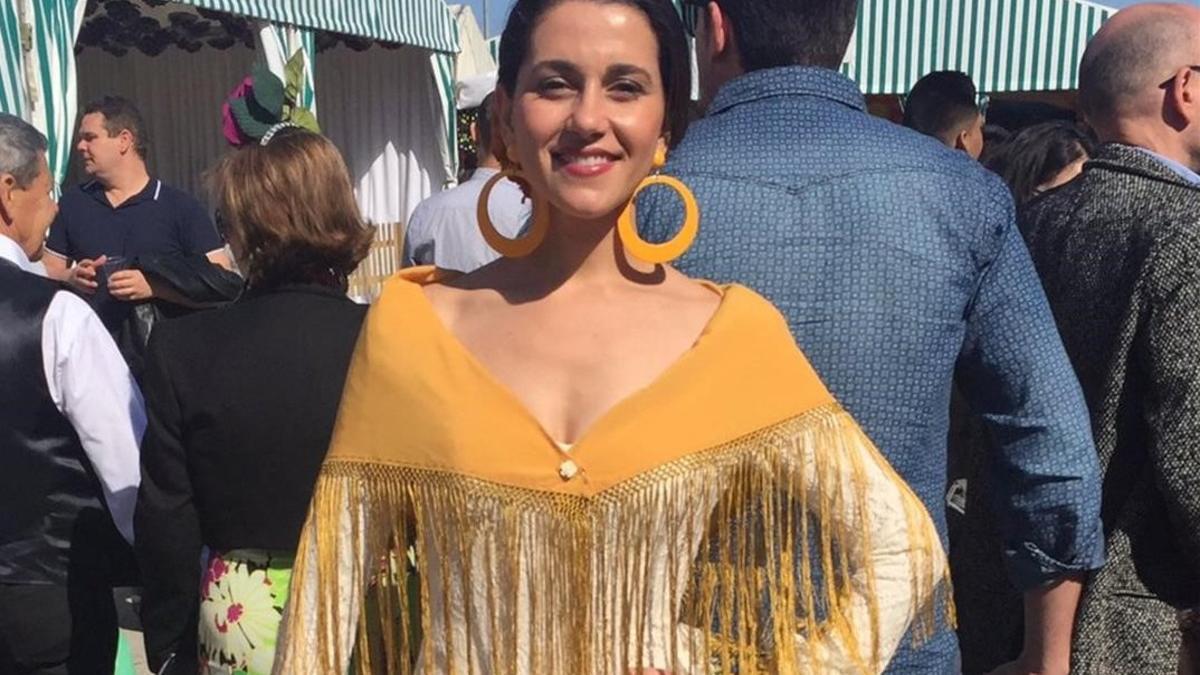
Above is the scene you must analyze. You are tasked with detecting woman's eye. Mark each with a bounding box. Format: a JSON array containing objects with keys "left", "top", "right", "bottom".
[
  {"left": 537, "top": 78, "right": 573, "bottom": 96},
  {"left": 610, "top": 80, "right": 646, "bottom": 99}
]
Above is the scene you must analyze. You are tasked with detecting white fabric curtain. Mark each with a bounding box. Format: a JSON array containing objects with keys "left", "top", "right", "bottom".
[
  {"left": 71, "top": 46, "right": 256, "bottom": 202},
  {"left": 451, "top": 5, "right": 495, "bottom": 82},
  {"left": 315, "top": 43, "right": 449, "bottom": 228}
]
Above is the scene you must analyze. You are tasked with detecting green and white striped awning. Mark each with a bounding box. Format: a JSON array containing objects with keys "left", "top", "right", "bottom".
[
  {"left": 492, "top": 0, "right": 1112, "bottom": 98},
  {"left": 181, "top": 0, "right": 459, "bottom": 53},
  {"left": 1, "top": 0, "right": 27, "bottom": 118},
  {"left": 844, "top": 0, "right": 1116, "bottom": 95}
]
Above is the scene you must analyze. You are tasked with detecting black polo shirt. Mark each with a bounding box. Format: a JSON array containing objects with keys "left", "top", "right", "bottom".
[{"left": 45, "top": 178, "right": 222, "bottom": 331}]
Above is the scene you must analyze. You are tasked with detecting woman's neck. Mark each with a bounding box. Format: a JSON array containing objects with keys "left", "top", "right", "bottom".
[{"left": 506, "top": 207, "right": 661, "bottom": 296}]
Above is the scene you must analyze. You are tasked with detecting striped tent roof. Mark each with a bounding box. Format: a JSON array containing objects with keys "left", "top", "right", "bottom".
[
  {"left": 495, "top": 0, "right": 1112, "bottom": 95},
  {"left": 180, "top": 0, "right": 459, "bottom": 53},
  {"left": 843, "top": 0, "right": 1115, "bottom": 94}
]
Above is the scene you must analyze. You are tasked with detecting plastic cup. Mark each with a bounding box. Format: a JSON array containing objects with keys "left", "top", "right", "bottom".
[{"left": 97, "top": 255, "right": 128, "bottom": 289}]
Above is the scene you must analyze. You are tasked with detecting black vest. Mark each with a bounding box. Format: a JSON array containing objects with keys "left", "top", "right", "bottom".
[{"left": 0, "top": 259, "right": 126, "bottom": 584}]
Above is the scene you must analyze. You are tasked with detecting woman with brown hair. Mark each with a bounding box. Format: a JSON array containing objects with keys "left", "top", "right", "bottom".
[
  {"left": 274, "top": 0, "right": 951, "bottom": 672},
  {"left": 135, "top": 126, "right": 373, "bottom": 675}
]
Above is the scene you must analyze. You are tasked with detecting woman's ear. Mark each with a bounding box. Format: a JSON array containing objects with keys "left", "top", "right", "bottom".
[{"left": 492, "top": 88, "right": 516, "bottom": 157}]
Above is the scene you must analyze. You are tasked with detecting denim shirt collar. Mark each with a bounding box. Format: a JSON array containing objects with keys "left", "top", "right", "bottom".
[{"left": 708, "top": 66, "right": 866, "bottom": 117}]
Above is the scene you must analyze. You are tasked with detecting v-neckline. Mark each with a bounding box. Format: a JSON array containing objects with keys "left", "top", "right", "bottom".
[{"left": 410, "top": 276, "right": 729, "bottom": 459}]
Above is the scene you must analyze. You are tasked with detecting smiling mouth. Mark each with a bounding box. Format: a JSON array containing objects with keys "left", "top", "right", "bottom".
[{"left": 553, "top": 151, "right": 618, "bottom": 177}]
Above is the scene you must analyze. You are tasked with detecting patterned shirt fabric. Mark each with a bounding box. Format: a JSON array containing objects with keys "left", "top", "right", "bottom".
[
  {"left": 402, "top": 167, "right": 531, "bottom": 273},
  {"left": 638, "top": 66, "right": 1106, "bottom": 673}
]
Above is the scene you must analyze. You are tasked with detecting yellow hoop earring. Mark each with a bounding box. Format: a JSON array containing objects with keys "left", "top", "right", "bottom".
[
  {"left": 616, "top": 174, "right": 699, "bottom": 264},
  {"left": 477, "top": 171, "right": 550, "bottom": 258}
]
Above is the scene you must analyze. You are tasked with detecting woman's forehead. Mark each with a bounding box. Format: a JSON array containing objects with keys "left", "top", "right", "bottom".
[{"left": 525, "top": 1, "right": 659, "bottom": 72}]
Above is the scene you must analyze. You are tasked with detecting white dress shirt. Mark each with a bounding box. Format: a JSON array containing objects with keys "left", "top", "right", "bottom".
[
  {"left": 402, "top": 168, "right": 532, "bottom": 273},
  {"left": 0, "top": 235, "right": 144, "bottom": 544}
]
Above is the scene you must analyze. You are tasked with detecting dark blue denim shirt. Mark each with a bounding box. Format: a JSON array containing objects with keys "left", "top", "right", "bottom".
[{"left": 639, "top": 67, "right": 1105, "bottom": 673}]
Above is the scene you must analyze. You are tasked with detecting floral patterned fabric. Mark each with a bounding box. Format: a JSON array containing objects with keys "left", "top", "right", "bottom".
[{"left": 199, "top": 550, "right": 293, "bottom": 675}]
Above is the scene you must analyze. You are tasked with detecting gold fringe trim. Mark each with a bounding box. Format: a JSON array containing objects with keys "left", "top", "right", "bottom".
[{"left": 280, "top": 403, "right": 952, "bottom": 674}]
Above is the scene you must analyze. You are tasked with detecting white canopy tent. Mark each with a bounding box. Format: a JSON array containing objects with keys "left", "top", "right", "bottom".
[{"left": 6, "top": 0, "right": 463, "bottom": 299}]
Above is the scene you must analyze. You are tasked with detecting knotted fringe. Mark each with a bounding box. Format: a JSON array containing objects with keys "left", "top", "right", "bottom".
[{"left": 277, "top": 403, "right": 951, "bottom": 674}]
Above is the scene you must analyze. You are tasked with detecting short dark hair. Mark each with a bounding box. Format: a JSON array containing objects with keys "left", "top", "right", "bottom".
[
  {"left": 986, "top": 121, "right": 1095, "bottom": 205},
  {"left": 497, "top": 0, "right": 691, "bottom": 148},
  {"left": 704, "top": 0, "right": 858, "bottom": 71},
  {"left": 903, "top": 71, "right": 981, "bottom": 140},
  {"left": 209, "top": 129, "right": 374, "bottom": 288},
  {"left": 82, "top": 96, "right": 150, "bottom": 158},
  {"left": 475, "top": 93, "right": 496, "bottom": 155}
]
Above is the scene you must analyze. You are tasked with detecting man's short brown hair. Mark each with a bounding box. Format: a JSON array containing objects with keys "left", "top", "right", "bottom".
[
  {"left": 210, "top": 129, "right": 373, "bottom": 288},
  {"left": 82, "top": 96, "right": 150, "bottom": 158}
]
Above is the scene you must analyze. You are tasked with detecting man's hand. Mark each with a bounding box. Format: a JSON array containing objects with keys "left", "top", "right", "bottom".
[
  {"left": 66, "top": 255, "right": 105, "bottom": 294},
  {"left": 108, "top": 269, "right": 154, "bottom": 301}
]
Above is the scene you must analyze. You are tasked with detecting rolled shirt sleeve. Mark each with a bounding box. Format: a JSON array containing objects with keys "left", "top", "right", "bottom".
[
  {"left": 42, "top": 290, "right": 145, "bottom": 544},
  {"left": 956, "top": 193, "right": 1106, "bottom": 589}
]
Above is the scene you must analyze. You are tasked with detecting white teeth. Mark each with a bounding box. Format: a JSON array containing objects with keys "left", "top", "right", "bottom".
[{"left": 563, "top": 155, "right": 610, "bottom": 166}]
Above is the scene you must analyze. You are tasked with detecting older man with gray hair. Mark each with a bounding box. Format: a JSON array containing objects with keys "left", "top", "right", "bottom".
[
  {"left": 1020, "top": 4, "right": 1200, "bottom": 673},
  {"left": 0, "top": 112, "right": 144, "bottom": 674}
]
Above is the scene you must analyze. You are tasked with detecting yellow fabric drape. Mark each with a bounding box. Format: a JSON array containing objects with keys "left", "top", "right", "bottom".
[{"left": 274, "top": 269, "right": 952, "bottom": 674}]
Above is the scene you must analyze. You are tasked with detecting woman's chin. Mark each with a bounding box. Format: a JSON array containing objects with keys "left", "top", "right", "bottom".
[
  {"left": 550, "top": 201, "right": 629, "bottom": 224},
  {"left": 545, "top": 189, "right": 631, "bottom": 224}
]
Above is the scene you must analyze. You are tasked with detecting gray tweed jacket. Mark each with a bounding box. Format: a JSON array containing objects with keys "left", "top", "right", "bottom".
[{"left": 1021, "top": 143, "right": 1200, "bottom": 674}]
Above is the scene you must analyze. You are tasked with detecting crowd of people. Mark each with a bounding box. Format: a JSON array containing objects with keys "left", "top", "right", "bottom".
[{"left": 0, "top": 0, "right": 1197, "bottom": 673}]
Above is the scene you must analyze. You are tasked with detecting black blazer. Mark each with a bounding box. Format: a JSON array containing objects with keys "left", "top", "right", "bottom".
[{"left": 134, "top": 283, "right": 366, "bottom": 673}]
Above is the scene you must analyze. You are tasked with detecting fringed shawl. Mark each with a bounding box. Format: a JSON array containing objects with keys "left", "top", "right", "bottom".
[{"left": 274, "top": 268, "right": 951, "bottom": 674}]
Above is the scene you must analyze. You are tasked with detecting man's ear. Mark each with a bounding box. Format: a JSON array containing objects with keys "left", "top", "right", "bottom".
[
  {"left": 1170, "top": 65, "right": 1199, "bottom": 128},
  {"left": 707, "top": 1, "right": 732, "bottom": 61},
  {"left": 953, "top": 129, "right": 969, "bottom": 153},
  {"left": 0, "top": 174, "right": 17, "bottom": 228},
  {"left": 118, "top": 129, "right": 136, "bottom": 155}
]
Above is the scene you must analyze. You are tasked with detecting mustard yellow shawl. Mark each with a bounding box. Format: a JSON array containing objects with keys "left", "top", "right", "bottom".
[{"left": 275, "top": 268, "right": 950, "bottom": 674}]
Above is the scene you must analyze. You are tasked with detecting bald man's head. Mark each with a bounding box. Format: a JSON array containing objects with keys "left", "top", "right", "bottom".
[{"left": 1079, "top": 4, "right": 1200, "bottom": 132}]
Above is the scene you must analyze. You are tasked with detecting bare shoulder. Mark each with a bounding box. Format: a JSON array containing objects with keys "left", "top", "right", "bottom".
[
  {"left": 420, "top": 260, "right": 510, "bottom": 318},
  {"left": 421, "top": 279, "right": 493, "bottom": 326},
  {"left": 655, "top": 267, "right": 723, "bottom": 320}
]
